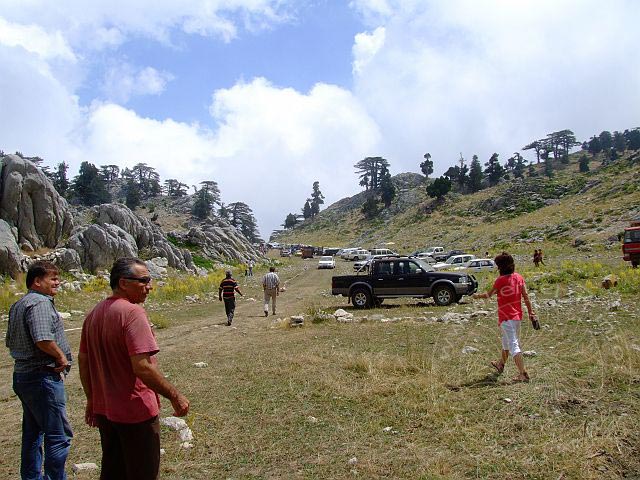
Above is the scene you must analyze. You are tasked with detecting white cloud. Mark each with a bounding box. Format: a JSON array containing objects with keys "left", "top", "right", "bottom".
[
  {"left": 352, "top": 27, "right": 385, "bottom": 75},
  {"left": 0, "top": 1, "right": 294, "bottom": 48},
  {"left": 101, "top": 64, "right": 174, "bottom": 103},
  {"left": 351, "top": 0, "right": 640, "bottom": 174},
  {"left": 0, "top": 17, "right": 76, "bottom": 61},
  {"left": 208, "top": 78, "right": 381, "bottom": 235}
]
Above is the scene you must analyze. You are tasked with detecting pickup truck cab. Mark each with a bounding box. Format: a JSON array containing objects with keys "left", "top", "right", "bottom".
[
  {"left": 332, "top": 256, "right": 478, "bottom": 307},
  {"left": 623, "top": 224, "right": 640, "bottom": 268}
]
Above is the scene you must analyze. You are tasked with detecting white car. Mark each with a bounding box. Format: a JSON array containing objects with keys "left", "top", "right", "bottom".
[
  {"left": 454, "top": 258, "right": 496, "bottom": 272},
  {"left": 346, "top": 248, "right": 369, "bottom": 261},
  {"left": 353, "top": 254, "right": 386, "bottom": 272},
  {"left": 413, "top": 252, "right": 436, "bottom": 263},
  {"left": 317, "top": 256, "right": 336, "bottom": 269},
  {"left": 433, "top": 254, "right": 476, "bottom": 271},
  {"left": 340, "top": 248, "right": 359, "bottom": 260}
]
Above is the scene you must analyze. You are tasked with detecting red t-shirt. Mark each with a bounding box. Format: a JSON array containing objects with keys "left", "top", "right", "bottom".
[
  {"left": 80, "top": 297, "right": 160, "bottom": 423},
  {"left": 493, "top": 273, "right": 526, "bottom": 323}
]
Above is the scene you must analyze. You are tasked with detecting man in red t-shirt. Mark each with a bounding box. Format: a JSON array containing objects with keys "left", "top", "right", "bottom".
[{"left": 79, "top": 258, "right": 189, "bottom": 480}]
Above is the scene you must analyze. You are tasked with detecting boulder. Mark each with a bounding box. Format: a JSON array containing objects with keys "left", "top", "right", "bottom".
[
  {"left": 0, "top": 219, "right": 27, "bottom": 277},
  {"left": 0, "top": 155, "right": 73, "bottom": 250},
  {"left": 68, "top": 224, "right": 138, "bottom": 272},
  {"left": 28, "top": 248, "right": 82, "bottom": 271}
]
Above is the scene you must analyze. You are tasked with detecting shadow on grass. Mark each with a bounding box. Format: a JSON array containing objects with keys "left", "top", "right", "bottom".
[{"left": 446, "top": 372, "right": 502, "bottom": 391}]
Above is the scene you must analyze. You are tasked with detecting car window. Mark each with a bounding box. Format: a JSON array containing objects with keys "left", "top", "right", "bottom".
[
  {"left": 378, "top": 262, "right": 393, "bottom": 275},
  {"left": 406, "top": 261, "right": 422, "bottom": 274}
]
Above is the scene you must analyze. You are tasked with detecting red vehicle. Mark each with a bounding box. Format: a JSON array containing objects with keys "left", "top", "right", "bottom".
[{"left": 623, "top": 219, "right": 640, "bottom": 268}]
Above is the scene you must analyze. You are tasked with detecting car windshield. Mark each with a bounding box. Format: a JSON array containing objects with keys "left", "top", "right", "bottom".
[{"left": 624, "top": 229, "right": 640, "bottom": 243}]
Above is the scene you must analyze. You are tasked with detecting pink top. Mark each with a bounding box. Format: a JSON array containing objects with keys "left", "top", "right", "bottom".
[
  {"left": 80, "top": 297, "right": 160, "bottom": 423},
  {"left": 493, "top": 273, "right": 525, "bottom": 323}
]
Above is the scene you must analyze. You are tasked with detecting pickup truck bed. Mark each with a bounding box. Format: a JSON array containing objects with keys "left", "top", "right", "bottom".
[{"left": 332, "top": 256, "right": 478, "bottom": 307}]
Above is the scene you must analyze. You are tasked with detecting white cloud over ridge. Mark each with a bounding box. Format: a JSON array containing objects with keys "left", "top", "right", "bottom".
[
  {"left": 352, "top": 27, "right": 385, "bottom": 75},
  {"left": 351, "top": 0, "right": 640, "bottom": 174},
  {"left": 101, "top": 64, "right": 175, "bottom": 103}
]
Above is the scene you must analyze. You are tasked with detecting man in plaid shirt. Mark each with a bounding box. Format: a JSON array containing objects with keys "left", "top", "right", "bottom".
[{"left": 6, "top": 261, "right": 73, "bottom": 480}]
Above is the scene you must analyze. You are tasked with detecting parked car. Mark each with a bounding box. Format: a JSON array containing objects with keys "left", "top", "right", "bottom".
[
  {"left": 412, "top": 252, "right": 436, "bottom": 263},
  {"left": 454, "top": 258, "right": 496, "bottom": 272},
  {"left": 280, "top": 249, "right": 291, "bottom": 257},
  {"left": 369, "top": 248, "right": 398, "bottom": 256},
  {"left": 340, "top": 248, "right": 359, "bottom": 260},
  {"left": 433, "top": 254, "right": 476, "bottom": 271},
  {"left": 322, "top": 247, "right": 341, "bottom": 256},
  {"left": 353, "top": 254, "right": 387, "bottom": 272},
  {"left": 317, "top": 256, "right": 336, "bottom": 269},
  {"left": 332, "top": 256, "right": 478, "bottom": 307},
  {"left": 346, "top": 248, "right": 370, "bottom": 261},
  {"left": 433, "top": 249, "right": 467, "bottom": 262}
]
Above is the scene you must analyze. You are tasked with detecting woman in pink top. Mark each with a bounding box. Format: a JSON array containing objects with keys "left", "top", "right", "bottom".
[{"left": 474, "top": 252, "right": 537, "bottom": 383}]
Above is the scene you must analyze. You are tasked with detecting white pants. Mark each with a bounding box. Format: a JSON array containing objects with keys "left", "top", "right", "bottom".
[
  {"left": 264, "top": 289, "right": 277, "bottom": 314},
  {"left": 500, "top": 320, "right": 522, "bottom": 357}
]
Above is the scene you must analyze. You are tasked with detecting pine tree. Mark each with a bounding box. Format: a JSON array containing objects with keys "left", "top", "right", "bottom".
[
  {"left": 302, "top": 200, "right": 312, "bottom": 219},
  {"left": 361, "top": 196, "right": 379, "bottom": 219},
  {"left": 354, "top": 157, "right": 390, "bottom": 190},
  {"left": 578, "top": 154, "right": 590, "bottom": 173},
  {"left": 468, "top": 155, "right": 483, "bottom": 192},
  {"left": 310, "top": 181, "right": 324, "bottom": 217},
  {"left": 379, "top": 166, "right": 396, "bottom": 208},
  {"left": 192, "top": 188, "right": 213, "bottom": 219},
  {"left": 484, "top": 153, "right": 505, "bottom": 186},
  {"left": 420, "top": 152, "right": 433, "bottom": 178},
  {"left": 72, "top": 161, "right": 111, "bottom": 206},
  {"left": 124, "top": 179, "right": 142, "bottom": 210},
  {"left": 426, "top": 176, "right": 451, "bottom": 198},
  {"left": 284, "top": 213, "right": 297, "bottom": 229}
]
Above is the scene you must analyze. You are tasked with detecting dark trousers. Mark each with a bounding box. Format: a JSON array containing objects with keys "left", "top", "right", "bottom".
[
  {"left": 223, "top": 297, "right": 236, "bottom": 324},
  {"left": 96, "top": 415, "right": 160, "bottom": 480}
]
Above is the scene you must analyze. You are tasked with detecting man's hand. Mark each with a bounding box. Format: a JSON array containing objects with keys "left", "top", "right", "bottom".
[
  {"left": 171, "top": 392, "right": 190, "bottom": 417},
  {"left": 218, "top": 297, "right": 222, "bottom": 302},
  {"left": 85, "top": 401, "right": 98, "bottom": 427}
]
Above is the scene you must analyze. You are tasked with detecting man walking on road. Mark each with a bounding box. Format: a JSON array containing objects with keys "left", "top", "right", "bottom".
[
  {"left": 79, "top": 257, "right": 189, "bottom": 480},
  {"left": 6, "top": 261, "right": 73, "bottom": 480},
  {"left": 219, "top": 270, "right": 243, "bottom": 326},
  {"left": 262, "top": 266, "right": 280, "bottom": 316}
]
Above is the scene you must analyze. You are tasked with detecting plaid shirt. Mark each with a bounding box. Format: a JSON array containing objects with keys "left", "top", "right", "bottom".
[
  {"left": 6, "top": 290, "right": 73, "bottom": 373},
  {"left": 262, "top": 272, "right": 280, "bottom": 290}
]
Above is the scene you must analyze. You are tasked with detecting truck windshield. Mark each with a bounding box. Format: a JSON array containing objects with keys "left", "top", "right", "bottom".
[
  {"left": 414, "top": 259, "right": 435, "bottom": 272},
  {"left": 624, "top": 229, "right": 640, "bottom": 243}
]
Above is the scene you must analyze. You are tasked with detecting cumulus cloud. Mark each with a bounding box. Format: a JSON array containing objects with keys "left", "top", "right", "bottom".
[
  {"left": 0, "top": 17, "right": 76, "bottom": 61},
  {"left": 351, "top": 0, "right": 640, "bottom": 174},
  {"left": 352, "top": 27, "right": 385, "bottom": 75},
  {"left": 101, "top": 64, "right": 174, "bottom": 103},
  {"left": 208, "top": 78, "right": 381, "bottom": 234}
]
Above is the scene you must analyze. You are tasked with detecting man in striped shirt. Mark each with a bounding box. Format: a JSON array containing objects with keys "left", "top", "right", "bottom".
[
  {"left": 219, "top": 270, "right": 243, "bottom": 326},
  {"left": 262, "top": 266, "right": 280, "bottom": 317}
]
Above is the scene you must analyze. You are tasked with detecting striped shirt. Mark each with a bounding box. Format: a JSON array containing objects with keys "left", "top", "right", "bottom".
[
  {"left": 262, "top": 272, "right": 280, "bottom": 290},
  {"left": 6, "top": 290, "right": 72, "bottom": 373},
  {"left": 219, "top": 278, "right": 239, "bottom": 298}
]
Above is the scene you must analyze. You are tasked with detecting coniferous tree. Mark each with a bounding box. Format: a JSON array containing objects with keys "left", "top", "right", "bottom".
[
  {"left": 527, "top": 163, "right": 536, "bottom": 177},
  {"left": 624, "top": 128, "right": 640, "bottom": 150},
  {"left": 379, "top": 166, "right": 396, "bottom": 208},
  {"left": 587, "top": 136, "right": 602, "bottom": 156},
  {"left": 468, "top": 155, "right": 483, "bottom": 192},
  {"left": 72, "top": 161, "right": 111, "bottom": 206},
  {"left": 544, "top": 157, "right": 554, "bottom": 177},
  {"left": 227, "top": 202, "right": 261, "bottom": 242},
  {"left": 124, "top": 179, "right": 142, "bottom": 210},
  {"left": 52, "top": 162, "right": 69, "bottom": 196},
  {"left": 613, "top": 131, "right": 626, "bottom": 152},
  {"left": 100, "top": 165, "right": 120, "bottom": 188},
  {"left": 484, "top": 153, "right": 505, "bottom": 186},
  {"left": 426, "top": 176, "right": 451, "bottom": 198},
  {"left": 310, "top": 181, "right": 325, "bottom": 217},
  {"left": 457, "top": 153, "right": 469, "bottom": 190},
  {"left": 164, "top": 179, "right": 189, "bottom": 197},
  {"left": 361, "top": 196, "right": 379, "bottom": 219},
  {"left": 512, "top": 153, "right": 526, "bottom": 178},
  {"left": 578, "top": 154, "right": 590, "bottom": 172},
  {"left": 284, "top": 213, "right": 297, "bottom": 229},
  {"left": 598, "top": 131, "right": 613, "bottom": 152},
  {"left": 420, "top": 152, "right": 433, "bottom": 178},
  {"left": 192, "top": 187, "right": 213, "bottom": 219},
  {"left": 354, "top": 156, "right": 390, "bottom": 190},
  {"left": 302, "top": 200, "right": 312, "bottom": 219},
  {"left": 199, "top": 181, "right": 221, "bottom": 206}
]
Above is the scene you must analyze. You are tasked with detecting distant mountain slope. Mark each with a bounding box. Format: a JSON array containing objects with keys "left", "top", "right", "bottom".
[{"left": 274, "top": 151, "right": 640, "bottom": 254}]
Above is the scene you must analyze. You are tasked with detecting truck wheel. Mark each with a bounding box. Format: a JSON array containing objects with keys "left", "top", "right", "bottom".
[
  {"left": 352, "top": 288, "right": 372, "bottom": 309},
  {"left": 433, "top": 285, "right": 455, "bottom": 306}
]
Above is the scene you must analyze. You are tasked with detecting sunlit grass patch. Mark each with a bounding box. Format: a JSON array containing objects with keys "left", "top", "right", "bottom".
[{"left": 149, "top": 271, "right": 225, "bottom": 303}]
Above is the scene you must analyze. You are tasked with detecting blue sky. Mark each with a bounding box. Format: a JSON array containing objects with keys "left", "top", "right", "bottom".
[{"left": 1, "top": 1, "right": 639, "bottom": 238}]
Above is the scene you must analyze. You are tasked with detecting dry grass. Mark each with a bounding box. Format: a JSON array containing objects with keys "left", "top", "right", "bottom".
[{"left": 2, "top": 255, "right": 637, "bottom": 479}]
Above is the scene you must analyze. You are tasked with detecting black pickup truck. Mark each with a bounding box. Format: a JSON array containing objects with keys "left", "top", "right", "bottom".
[{"left": 332, "top": 256, "right": 478, "bottom": 307}]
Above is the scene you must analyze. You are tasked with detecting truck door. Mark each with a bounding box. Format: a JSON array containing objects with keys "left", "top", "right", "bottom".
[
  {"left": 395, "top": 260, "right": 430, "bottom": 295},
  {"left": 373, "top": 260, "right": 396, "bottom": 295}
]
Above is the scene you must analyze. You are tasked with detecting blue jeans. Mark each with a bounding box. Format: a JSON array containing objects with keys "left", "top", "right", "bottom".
[{"left": 12, "top": 371, "right": 73, "bottom": 480}]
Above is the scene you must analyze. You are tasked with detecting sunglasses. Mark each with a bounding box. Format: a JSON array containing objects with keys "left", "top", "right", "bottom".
[{"left": 124, "top": 276, "right": 153, "bottom": 284}]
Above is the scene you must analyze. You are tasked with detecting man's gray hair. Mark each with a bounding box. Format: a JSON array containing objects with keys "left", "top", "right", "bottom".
[{"left": 110, "top": 257, "right": 147, "bottom": 290}]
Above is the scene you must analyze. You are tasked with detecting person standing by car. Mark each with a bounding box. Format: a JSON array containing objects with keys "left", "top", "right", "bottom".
[
  {"left": 6, "top": 261, "right": 73, "bottom": 480},
  {"left": 262, "top": 266, "right": 280, "bottom": 316},
  {"left": 219, "top": 270, "right": 243, "bottom": 326},
  {"left": 473, "top": 252, "right": 538, "bottom": 383},
  {"left": 78, "top": 257, "right": 189, "bottom": 480}
]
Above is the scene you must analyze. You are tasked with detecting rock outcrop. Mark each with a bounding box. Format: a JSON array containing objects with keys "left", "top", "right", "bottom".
[
  {"left": 0, "top": 219, "right": 27, "bottom": 277},
  {"left": 0, "top": 155, "right": 73, "bottom": 250},
  {"left": 68, "top": 223, "right": 138, "bottom": 272},
  {"left": 172, "top": 217, "right": 261, "bottom": 263}
]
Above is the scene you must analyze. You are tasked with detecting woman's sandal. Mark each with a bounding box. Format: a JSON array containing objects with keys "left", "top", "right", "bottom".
[
  {"left": 491, "top": 360, "right": 505, "bottom": 374},
  {"left": 511, "top": 372, "right": 530, "bottom": 383}
]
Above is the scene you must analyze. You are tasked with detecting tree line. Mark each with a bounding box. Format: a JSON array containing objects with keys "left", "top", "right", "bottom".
[{"left": 0, "top": 155, "right": 263, "bottom": 243}]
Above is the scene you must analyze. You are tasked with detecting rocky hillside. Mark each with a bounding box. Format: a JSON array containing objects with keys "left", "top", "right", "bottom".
[
  {"left": 0, "top": 154, "right": 262, "bottom": 278},
  {"left": 274, "top": 151, "right": 640, "bottom": 256}
]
